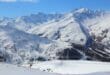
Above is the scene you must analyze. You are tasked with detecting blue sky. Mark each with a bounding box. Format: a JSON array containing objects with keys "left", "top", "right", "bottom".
[{"left": 0, "top": 0, "right": 110, "bottom": 17}]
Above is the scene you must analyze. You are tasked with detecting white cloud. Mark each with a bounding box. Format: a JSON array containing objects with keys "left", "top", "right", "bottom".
[
  {"left": 0, "top": 0, "right": 16, "bottom": 2},
  {"left": 0, "top": 0, "right": 39, "bottom": 2}
]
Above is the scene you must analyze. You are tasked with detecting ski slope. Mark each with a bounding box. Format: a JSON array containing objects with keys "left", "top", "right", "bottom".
[
  {"left": 0, "top": 61, "right": 110, "bottom": 75},
  {"left": 27, "top": 60, "right": 110, "bottom": 75},
  {"left": 0, "top": 63, "right": 59, "bottom": 75}
]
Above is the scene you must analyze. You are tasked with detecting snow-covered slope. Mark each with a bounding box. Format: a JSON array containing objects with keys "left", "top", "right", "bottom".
[
  {"left": 0, "top": 63, "right": 58, "bottom": 75},
  {"left": 29, "top": 8, "right": 99, "bottom": 45},
  {"left": 0, "top": 61, "right": 110, "bottom": 75},
  {"left": 0, "top": 25, "right": 52, "bottom": 64},
  {"left": 29, "top": 12, "right": 86, "bottom": 45},
  {"left": 23, "top": 60, "right": 110, "bottom": 75},
  {"left": 29, "top": 10, "right": 90, "bottom": 60},
  {"left": 83, "top": 12, "right": 110, "bottom": 45}
]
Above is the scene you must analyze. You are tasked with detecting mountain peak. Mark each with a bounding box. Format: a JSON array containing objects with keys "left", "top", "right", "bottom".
[
  {"left": 72, "top": 8, "right": 90, "bottom": 13},
  {"left": 76, "top": 8, "right": 89, "bottom": 12}
]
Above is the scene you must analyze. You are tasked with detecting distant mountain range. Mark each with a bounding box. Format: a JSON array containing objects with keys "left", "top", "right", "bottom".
[{"left": 0, "top": 8, "right": 110, "bottom": 64}]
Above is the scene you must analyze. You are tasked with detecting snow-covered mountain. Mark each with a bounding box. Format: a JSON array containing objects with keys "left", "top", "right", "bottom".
[
  {"left": 29, "top": 8, "right": 110, "bottom": 61},
  {"left": 0, "top": 8, "right": 110, "bottom": 63}
]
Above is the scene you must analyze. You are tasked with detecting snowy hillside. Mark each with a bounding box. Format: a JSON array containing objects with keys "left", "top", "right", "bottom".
[{"left": 0, "top": 25, "right": 52, "bottom": 64}]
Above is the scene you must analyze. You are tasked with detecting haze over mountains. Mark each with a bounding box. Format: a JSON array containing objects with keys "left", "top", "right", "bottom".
[{"left": 0, "top": 8, "right": 110, "bottom": 64}]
